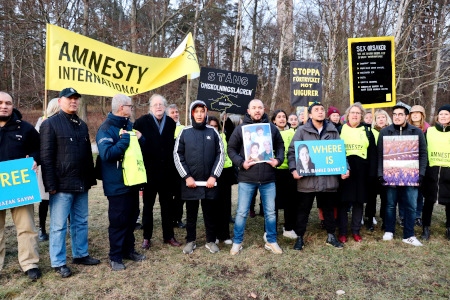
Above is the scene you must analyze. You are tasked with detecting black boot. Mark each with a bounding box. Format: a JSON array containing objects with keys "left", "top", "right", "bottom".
[
  {"left": 293, "top": 236, "right": 304, "bottom": 251},
  {"left": 446, "top": 228, "right": 450, "bottom": 241},
  {"left": 326, "top": 233, "right": 343, "bottom": 249},
  {"left": 365, "top": 218, "right": 374, "bottom": 232},
  {"left": 421, "top": 226, "right": 430, "bottom": 241}
]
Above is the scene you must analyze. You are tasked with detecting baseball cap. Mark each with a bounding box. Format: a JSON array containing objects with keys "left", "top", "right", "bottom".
[{"left": 59, "top": 88, "right": 81, "bottom": 98}]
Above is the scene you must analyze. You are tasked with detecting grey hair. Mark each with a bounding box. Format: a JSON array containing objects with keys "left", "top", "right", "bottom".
[
  {"left": 344, "top": 102, "right": 365, "bottom": 123},
  {"left": 47, "top": 98, "right": 60, "bottom": 117},
  {"left": 166, "top": 103, "right": 178, "bottom": 114},
  {"left": 112, "top": 94, "right": 131, "bottom": 113},
  {"left": 149, "top": 94, "right": 168, "bottom": 112}
]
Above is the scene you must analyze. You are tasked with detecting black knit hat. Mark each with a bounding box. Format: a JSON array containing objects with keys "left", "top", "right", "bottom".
[{"left": 438, "top": 104, "right": 450, "bottom": 114}]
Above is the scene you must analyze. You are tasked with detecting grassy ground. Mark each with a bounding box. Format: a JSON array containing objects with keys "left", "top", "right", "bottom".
[{"left": 1, "top": 183, "right": 450, "bottom": 300}]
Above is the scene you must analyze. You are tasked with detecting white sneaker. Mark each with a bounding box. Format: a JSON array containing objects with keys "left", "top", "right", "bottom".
[
  {"left": 263, "top": 232, "right": 267, "bottom": 243},
  {"left": 283, "top": 229, "right": 298, "bottom": 239},
  {"left": 264, "top": 242, "right": 283, "bottom": 254},
  {"left": 224, "top": 239, "right": 233, "bottom": 245},
  {"left": 205, "top": 242, "right": 220, "bottom": 253},
  {"left": 383, "top": 232, "right": 393, "bottom": 241},
  {"left": 402, "top": 236, "right": 423, "bottom": 247},
  {"left": 372, "top": 217, "right": 378, "bottom": 225},
  {"left": 361, "top": 218, "right": 364, "bottom": 225},
  {"left": 230, "top": 243, "right": 242, "bottom": 255}
]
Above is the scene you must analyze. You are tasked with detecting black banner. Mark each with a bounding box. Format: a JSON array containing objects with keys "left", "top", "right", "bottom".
[
  {"left": 196, "top": 67, "right": 258, "bottom": 114},
  {"left": 348, "top": 37, "right": 395, "bottom": 108},
  {"left": 290, "top": 61, "right": 322, "bottom": 107}
]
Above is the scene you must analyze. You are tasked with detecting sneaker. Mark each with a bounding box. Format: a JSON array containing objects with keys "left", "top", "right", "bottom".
[
  {"left": 124, "top": 250, "right": 146, "bottom": 261},
  {"left": 415, "top": 218, "right": 423, "bottom": 227},
  {"left": 230, "top": 243, "right": 242, "bottom": 255},
  {"left": 25, "top": 268, "right": 42, "bottom": 280},
  {"left": 72, "top": 255, "right": 100, "bottom": 265},
  {"left": 402, "top": 236, "right": 423, "bottom": 246},
  {"left": 326, "top": 234, "right": 343, "bottom": 249},
  {"left": 205, "top": 242, "right": 220, "bottom": 253},
  {"left": 383, "top": 232, "right": 394, "bottom": 241},
  {"left": 421, "top": 226, "right": 430, "bottom": 240},
  {"left": 141, "top": 239, "right": 151, "bottom": 250},
  {"left": 183, "top": 241, "right": 196, "bottom": 254},
  {"left": 283, "top": 229, "right": 298, "bottom": 239},
  {"left": 38, "top": 229, "right": 49, "bottom": 242},
  {"left": 338, "top": 235, "right": 347, "bottom": 243},
  {"left": 361, "top": 218, "right": 364, "bottom": 225},
  {"left": 264, "top": 242, "right": 283, "bottom": 254},
  {"left": 293, "top": 236, "right": 304, "bottom": 251},
  {"left": 263, "top": 232, "right": 267, "bottom": 243},
  {"left": 372, "top": 217, "right": 378, "bottom": 225},
  {"left": 110, "top": 260, "right": 126, "bottom": 271},
  {"left": 224, "top": 239, "right": 233, "bottom": 245}
]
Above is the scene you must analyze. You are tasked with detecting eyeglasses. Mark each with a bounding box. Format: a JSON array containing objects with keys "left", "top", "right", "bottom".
[
  {"left": 349, "top": 111, "right": 361, "bottom": 115},
  {"left": 122, "top": 104, "right": 134, "bottom": 109}
]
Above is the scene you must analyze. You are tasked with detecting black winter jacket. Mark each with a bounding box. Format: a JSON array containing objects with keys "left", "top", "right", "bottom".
[
  {"left": 174, "top": 100, "right": 224, "bottom": 200},
  {"left": 227, "top": 113, "right": 284, "bottom": 183},
  {"left": 134, "top": 113, "right": 176, "bottom": 182},
  {"left": 0, "top": 108, "right": 40, "bottom": 163},
  {"left": 40, "top": 111, "right": 96, "bottom": 193}
]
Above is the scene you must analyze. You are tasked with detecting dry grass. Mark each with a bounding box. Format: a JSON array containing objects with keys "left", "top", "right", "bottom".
[{"left": 1, "top": 183, "right": 450, "bottom": 300}]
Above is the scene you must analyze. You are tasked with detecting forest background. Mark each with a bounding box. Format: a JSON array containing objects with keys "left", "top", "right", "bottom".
[{"left": 1, "top": 0, "right": 449, "bottom": 131}]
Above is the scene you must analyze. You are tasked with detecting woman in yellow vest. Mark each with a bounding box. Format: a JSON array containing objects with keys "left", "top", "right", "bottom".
[
  {"left": 364, "top": 109, "right": 392, "bottom": 231},
  {"left": 421, "top": 104, "right": 450, "bottom": 240},
  {"left": 208, "top": 116, "right": 235, "bottom": 244},
  {"left": 271, "top": 110, "right": 297, "bottom": 239},
  {"left": 337, "top": 102, "right": 377, "bottom": 243}
]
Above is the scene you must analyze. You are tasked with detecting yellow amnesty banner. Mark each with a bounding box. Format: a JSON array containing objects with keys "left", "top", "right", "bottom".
[{"left": 45, "top": 24, "right": 200, "bottom": 97}]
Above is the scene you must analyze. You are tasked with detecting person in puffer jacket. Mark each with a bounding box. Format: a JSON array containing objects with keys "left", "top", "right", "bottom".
[{"left": 174, "top": 100, "right": 224, "bottom": 255}]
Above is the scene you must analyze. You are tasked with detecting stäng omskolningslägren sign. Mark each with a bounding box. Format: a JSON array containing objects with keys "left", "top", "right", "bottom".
[{"left": 0, "top": 158, "right": 41, "bottom": 210}]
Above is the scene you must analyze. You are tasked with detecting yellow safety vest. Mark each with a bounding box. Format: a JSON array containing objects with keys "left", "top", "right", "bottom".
[
  {"left": 220, "top": 132, "right": 233, "bottom": 169},
  {"left": 340, "top": 124, "right": 369, "bottom": 159},
  {"left": 373, "top": 129, "right": 380, "bottom": 145},
  {"left": 175, "top": 125, "right": 185, "bottom": 138},
  {"left": 427, "top": 126, "right": 450, "bottom": 167},
  {"left": 278, "top": 128, "right": 295, "bottom": 169},
  {"left": 120, "top": 129, "right": 147, "bottom": 186}
]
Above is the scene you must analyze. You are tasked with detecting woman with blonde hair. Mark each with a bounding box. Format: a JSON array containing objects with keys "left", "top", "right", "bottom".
[
  {"left": 364, "top": 109, "right": 392, "bottom": 231},
  {"left": 35, "top": 97, "right": 60, "bottom": 241}
]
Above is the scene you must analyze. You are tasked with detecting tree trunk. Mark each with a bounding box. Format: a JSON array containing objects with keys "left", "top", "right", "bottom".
[{"left": 232, "top": 0, "right": 242, "bottom": 72}]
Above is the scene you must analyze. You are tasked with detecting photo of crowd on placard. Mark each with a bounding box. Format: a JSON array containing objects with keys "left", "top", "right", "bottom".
[
  {"left": 242, "top": 123, "right": 273, "bottom": 162},
  {"left": 382, "top": 135, "right": 420, "bottom": 186}
]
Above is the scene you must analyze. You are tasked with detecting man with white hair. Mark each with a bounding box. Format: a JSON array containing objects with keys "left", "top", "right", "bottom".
[
  {"left": 134, "top": 94, "right": 181, "bottom": 249},
  {"left": 96, "top": 94, "right": 146, "bottom": 271}
]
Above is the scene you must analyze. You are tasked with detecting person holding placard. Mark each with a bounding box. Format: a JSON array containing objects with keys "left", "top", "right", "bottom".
[
  {"left": 337, "top": 103, "right": 377, "bottom": 243},
  {"left": 0, "top": 91, "right": 41, "bottom": 280},
  {"left": 287, "top": 102, "right": 350, "bottom": 251}
]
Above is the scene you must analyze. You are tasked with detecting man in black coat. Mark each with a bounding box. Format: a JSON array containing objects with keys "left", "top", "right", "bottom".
[
  {"left": 0, "top": 91, "right": 41, "bottom": 280},
  {"left": 40, "top": 87, "right": 99, "bottom": 278},
  {"left": 134, "top": 94, "right": 181, "bottom": 249}
]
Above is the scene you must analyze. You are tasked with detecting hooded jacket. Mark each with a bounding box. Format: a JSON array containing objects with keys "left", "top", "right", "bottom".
[
  {"left": 0, "top": 108, "right": 40, "bottom": 164},
  {"left": 40, "top": 110, "right": 96, "bottom": 193},
  {"left": 227, "top": 112, "right": 284, "bottom": 183},
  {"left": 173, "top": 100, "right": 224, "bottom": 200}
]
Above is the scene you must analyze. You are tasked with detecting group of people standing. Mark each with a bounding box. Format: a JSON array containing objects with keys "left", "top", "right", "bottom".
[{"left": 1, "top": 87, "right": 449, "bottom": 279}]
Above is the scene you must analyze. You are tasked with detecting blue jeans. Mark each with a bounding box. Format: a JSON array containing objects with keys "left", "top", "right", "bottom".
[
  {"left": 385, "top": 187, "right": 417, "bottom": 239},
  {"left": 49, "top": 192, "right": 89, "bottom": 267},
  {"left": 399, "top": 190, "right": 424, "bottom": 219},
  {"left": 233, "top": 182, "right": 277, "bottom": 244}
]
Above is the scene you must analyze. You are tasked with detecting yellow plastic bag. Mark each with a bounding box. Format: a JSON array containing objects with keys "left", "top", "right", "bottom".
[{"left": 120, "top": 129, "right": 147, "bottom": 186}]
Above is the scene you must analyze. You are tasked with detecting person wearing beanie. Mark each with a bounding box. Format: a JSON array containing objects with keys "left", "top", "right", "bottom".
[
  {"left": 174, "top": 100, "right": 224, "bottom": 254},
  {"left": 421, "top": 104, "right": 450, "bottom": 240},
  {"left": 377, "top": 102, "right": 427, "bottom": 246},
  {"left": 327, "top": 106, "right": 341, "bottom": 131}
]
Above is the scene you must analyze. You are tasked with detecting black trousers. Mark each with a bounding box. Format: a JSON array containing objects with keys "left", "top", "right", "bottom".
[
  {"left": 275, "top": 169, "right": 297, "bottom": 231},
  {"left": 171, "top": 177, "right": 185, "bottom": 223},
  {"left": 142, "top": 182, "right": 175, "bottom": 241},
  {"left": 338, "top": 202, "right": 363, "bottom": 235},
  {"left": 216, "top": 168, "right": 233, "bottom": 240},
  {"left": 108, "top": 190, "right": 140, "bottom": 262},
  {"left": 365, "top": 180, "right": 387, "bottom": 221},
  {"left": 39, "top": 200, "right": 49, "bottom": 231},
  {"left": 185, "top": 199, "right": 217, "bottom": 243},
  {"left": 422, "top": 199, "right": 450, "bottom": 227},
  {"left": 294, "top": 192, "right": 337, "bottom": 236}
]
